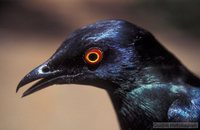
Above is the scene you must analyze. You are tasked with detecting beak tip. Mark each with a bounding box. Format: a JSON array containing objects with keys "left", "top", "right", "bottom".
[
  {"left": 21, "top": 94, "right": 26, "bottom": 98},
  {"left": 16, "top": 86, "right": 20, "bottom": 93},
  {"left": 16, "top": 85, "right": 20, "bottom": 93},
  {"left": 16, "top": 81, "right": 23, "bottom": 93},
  {"left": 22, "top": 91, "right": 29, "bottom": 98}
]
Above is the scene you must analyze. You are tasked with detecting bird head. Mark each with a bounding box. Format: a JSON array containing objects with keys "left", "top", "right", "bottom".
[{"left": 17, "top": 19, "right": 176, "bottom": 97}]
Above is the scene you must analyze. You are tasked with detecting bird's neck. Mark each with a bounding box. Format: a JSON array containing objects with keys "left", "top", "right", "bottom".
[
  {"left": 107, "top": 66, "right": 179, "bottom": 130},
  {"left": 108, "top": 85, "right": 171, "bottom": 130},
  {"left": 108, "top": 92, "right": 153, "bottom": 130}
]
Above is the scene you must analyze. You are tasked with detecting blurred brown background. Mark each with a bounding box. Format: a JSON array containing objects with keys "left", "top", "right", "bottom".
[{"left": 0, "top": 0, "right": 200, "bottom": 130}]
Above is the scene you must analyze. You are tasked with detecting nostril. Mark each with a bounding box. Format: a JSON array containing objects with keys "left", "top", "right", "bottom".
[{"left": 42, "top": 66, "right": 50, "bottom": 73}]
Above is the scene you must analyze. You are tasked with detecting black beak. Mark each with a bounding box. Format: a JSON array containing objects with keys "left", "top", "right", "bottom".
[
  {"left": 17, "top": 61, "right": 63, "bottom": 97},
  {"left": 17, "top": 42, "right": 86, "bottom": 97}
]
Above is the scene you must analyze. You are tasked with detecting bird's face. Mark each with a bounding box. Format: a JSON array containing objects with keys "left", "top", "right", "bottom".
[{"left": 17, "top": 20, "right": 140, "bottom": 97}]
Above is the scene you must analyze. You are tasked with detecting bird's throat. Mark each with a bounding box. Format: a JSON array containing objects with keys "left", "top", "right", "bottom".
[{"left": 108, "top": 89, "right": 159, "bottom": 130}]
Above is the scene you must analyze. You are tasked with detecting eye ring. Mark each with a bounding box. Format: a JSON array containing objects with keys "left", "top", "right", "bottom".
[{"left": 84, "top": 48, "right": 103, "bottom": 65}]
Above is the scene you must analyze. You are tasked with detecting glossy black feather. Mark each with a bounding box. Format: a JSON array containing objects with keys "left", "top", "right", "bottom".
[{"left": 17, "top": 19, "right": 200, "bottom": 130}]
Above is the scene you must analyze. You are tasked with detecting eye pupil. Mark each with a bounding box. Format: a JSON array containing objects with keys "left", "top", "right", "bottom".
[{"left": 89, "top": 53, "right": 98, "bottom": 61}]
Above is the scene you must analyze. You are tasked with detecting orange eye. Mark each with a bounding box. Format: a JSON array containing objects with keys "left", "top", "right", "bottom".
[{"left": 84, "top": 48, "right": 103, "bottom": 65}]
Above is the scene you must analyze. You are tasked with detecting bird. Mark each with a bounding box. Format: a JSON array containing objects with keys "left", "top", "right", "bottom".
[{"left": 17, "top": 19, "right": 200, "bottom": 130}]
